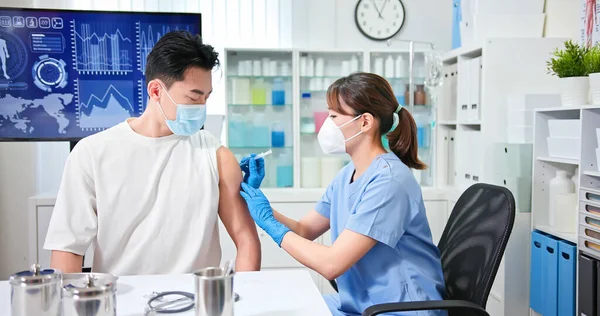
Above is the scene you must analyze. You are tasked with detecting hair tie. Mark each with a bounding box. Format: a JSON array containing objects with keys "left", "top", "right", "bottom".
[{"left": 388, "top": 104, "right": 402, "bottom": 133}]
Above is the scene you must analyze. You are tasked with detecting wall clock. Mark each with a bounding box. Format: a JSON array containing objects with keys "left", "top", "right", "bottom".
[{"left": 355, "top": 0, "right": 406, "bottom": 41}]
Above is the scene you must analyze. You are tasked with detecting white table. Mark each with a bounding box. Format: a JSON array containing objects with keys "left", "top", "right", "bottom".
[{"left": 0, "top": 269, "right": 332, "bottom": 316}]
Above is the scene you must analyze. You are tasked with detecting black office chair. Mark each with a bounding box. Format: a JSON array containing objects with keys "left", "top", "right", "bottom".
[{"left": 329, "top": 183, "right": 516, "bottom": 316}]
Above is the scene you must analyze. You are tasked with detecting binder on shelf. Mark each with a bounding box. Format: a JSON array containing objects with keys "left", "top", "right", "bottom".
[
  {"left": 542, "top": 234, "right": 558, "bottom": 316},
  {"left": 468, "top": 57, "right": 481, "bottom": 122},
  {"left": 450, "top": 63, "right": 458, "bottom": 120},
  {"left": 557, "top": 240, "right": 576, "bottom": 316},
  {"left": 448, "top": 130, "right": 456, "bottom": 186},
  {"left": 440, "top": 66, "right": 450, "bottom": 120},
  {"left": 465, "top": 130, "right": 483, "bottom": 185},
  {"left": 457, "top": 59, "right": 471, "bottom": 123},
  {"left": 530, "top": 231, "right": 544, "bottom": 313},
  {"left": 578, "top": 253, "right": 598, "bottom": 316}
]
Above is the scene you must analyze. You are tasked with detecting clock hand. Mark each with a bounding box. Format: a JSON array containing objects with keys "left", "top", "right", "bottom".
[
  {"left": 380, "top": 0, "right": 390, "bottom": 15},
  {"left": 371, "top": 0, "right": 384, "bottom": 19}
]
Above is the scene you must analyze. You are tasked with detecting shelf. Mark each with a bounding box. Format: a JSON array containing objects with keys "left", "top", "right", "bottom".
[
  {"left": 228, "top": 75, "right": 292, "bottom": 79},
  {"left": 301, "top": 90, "right": 328, "bottom": 93},
  {"left": 536, "top": 156, "right": 580, "bottom": 165},
  {"left": 385, "top": 77, "right": 426, "bottom": 83},
  {"left": 229, "top": 104, "right": 292, "bottom": 107},
  {"left": 300, "top": 76, "right": 344, "bottom": 79},
  {"left": 535, "top": 225, "right": 577, "bottom": 244},
  {"left": 584, "top": 170, "right": 600, "bottom": 177},
  {"left": 442, "top": 42, "right": 483, "bottom": 63},
  {"left": 229, "top": 146, "right": 292, "bottom": 150},
  {"left": 438, "top": 120, "right": 457, "bottom": 125},
  {"left": 459, "top": 121, "right": 481, "bottom": 126},
  {"left": 535, "top": 105, "right": 600, "bottom": 112}
]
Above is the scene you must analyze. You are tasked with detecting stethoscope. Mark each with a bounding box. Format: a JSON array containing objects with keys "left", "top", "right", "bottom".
[{"left": 144, "top": 291, "right": 240, "bottom": 314}]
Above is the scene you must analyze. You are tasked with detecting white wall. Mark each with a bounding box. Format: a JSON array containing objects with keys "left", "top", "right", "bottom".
[
  {"left": 0, "top": 0, "right": 453, "bottom": 279},
  {"left": 291, "top": 0, "right": 452, "bottom": 51}
]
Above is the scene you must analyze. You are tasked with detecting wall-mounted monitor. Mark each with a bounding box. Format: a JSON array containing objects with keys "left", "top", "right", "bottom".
[{"left": 0, "top": 7, "right": 201, "bottom": 141}]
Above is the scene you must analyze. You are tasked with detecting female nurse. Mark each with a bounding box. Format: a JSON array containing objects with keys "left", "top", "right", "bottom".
[{"left": 240, "top": 72, "right": 447, "bottom": 316}]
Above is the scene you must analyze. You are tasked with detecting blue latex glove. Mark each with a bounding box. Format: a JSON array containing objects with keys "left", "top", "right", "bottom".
[
  {"left": 240, "top": 182, "right": 290, "bottom": 246},
  {"left": 240, "top": 154, "right": 265, "bottom": 189}
]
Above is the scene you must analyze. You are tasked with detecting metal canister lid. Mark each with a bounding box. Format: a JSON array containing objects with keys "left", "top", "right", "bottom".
[
  {"left": 62, "top": 273, "right": 118, "bottom": 298},
  {"left": 9, "top": 264, "right": 62, "bottom": 286}
]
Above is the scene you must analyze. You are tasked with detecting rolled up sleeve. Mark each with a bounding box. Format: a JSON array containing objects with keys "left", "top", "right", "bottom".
[
  {"left": 315, "top": 182, "right": 335, "bottom": 219},
  {"left": 43, "top": 142, "right": 97, "bottom": 256}
]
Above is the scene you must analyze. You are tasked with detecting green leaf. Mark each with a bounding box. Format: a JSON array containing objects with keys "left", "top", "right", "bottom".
[{"left": 547, "top": 40, "right": 588, "bottom": 78}]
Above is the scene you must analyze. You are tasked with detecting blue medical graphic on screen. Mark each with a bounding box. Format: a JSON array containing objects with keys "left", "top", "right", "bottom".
[{"left": 0, "top": 8, "right": 200, "bottom": 140}]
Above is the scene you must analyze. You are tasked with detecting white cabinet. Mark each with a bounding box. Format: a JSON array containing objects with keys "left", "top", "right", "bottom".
[{"left": 29, "top": 199, "right": 94, "bottom": 269}]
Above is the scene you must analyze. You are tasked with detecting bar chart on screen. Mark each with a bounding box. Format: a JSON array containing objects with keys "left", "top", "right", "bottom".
[{"left": 71, "top": 20, "right": 134, "bottom": 74}]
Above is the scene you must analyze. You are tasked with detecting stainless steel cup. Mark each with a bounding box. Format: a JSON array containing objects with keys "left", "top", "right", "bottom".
[
  {"left": 194, "top": 267, "right": 234, "bottom": 316},
  {"left": 9, "top": 264, "right": 63, "bottom": 316},
  {"left": 62, "top": 273, "right": 118, "bottom": 316}
]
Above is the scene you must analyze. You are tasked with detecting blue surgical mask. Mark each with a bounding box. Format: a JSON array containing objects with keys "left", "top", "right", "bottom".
[{"left": 157, "top": 84, "right": 206, "bottom": 136}]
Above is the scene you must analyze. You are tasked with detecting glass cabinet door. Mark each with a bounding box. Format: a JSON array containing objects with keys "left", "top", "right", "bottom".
[
  {"left": 370, "top": 48, "right": 436, "bottom": 187},
  {"left": 298, "top": 51, "right": 364, "bottom": 188},
  {"left": 225, "top": 50, "right": 294, "bottom": 188}
]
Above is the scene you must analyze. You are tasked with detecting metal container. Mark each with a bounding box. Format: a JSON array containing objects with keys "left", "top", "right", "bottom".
[
  {"left": 62, "top": 273, "right": 118, "bottom": 316},
  {"left": 194, "top": 267, "right": 234, "bottom": 316},
  {"left": 9, "top": 264, "right": 62, "bottom": 316}
]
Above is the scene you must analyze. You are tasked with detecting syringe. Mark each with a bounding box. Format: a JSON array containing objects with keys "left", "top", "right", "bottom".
[{"left": 240, "top": 149, "right": 272, "bottom": 166}]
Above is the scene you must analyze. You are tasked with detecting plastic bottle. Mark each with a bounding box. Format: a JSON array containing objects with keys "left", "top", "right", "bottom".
[
  {"left": 350, "top": 55, "right": 359, "bottom": 73},
  {"left": 306, "top": 56, "right": 315, "bottom": 77},
  {"left": 272, "top": 78, "right": 286, "bottom": 106},
  {"left": 385, "top": 55, "right": 395, "bottom": 78},
  {"left": 572, "top": 167, "right": 579, "bottom": 192},
  {"left": 276, "top": 153, "right": 294, "bottom": 188},
  {"left": 228, "top": 111, "right": 246, "bottom": 148},
  {"left": 394, "top": 82, "right": 405, "bottom": 105},
  {"left": 300, "top": 93, "right": 315, "bottom": 134},
  {"left": 395, "top": 55, "right": 406, "bottom": 78},
  {"left": 251, "top": 112, "right": 271, "bottom": 148},
  {"left": 251, "top": 79, "right": 267, "bottom": 105},
  {"left": 549, "top": 170, "right": 575, "bottom": 227},
  {"left": 271, "top": 122, "right": 285, "bottom": 148}
]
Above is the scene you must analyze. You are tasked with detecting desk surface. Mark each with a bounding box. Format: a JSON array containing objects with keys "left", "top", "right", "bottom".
[{"left": 0, "top": 269, "right": 332, "bottom": 316}]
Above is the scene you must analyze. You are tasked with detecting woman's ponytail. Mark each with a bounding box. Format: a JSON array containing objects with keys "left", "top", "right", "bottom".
[{"left": 387, "top": 108, "right": 427, "bottom": 170}]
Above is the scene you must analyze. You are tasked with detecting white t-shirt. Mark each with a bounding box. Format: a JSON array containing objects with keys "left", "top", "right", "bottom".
[{"left": 44, "top": 120, "right": 223, "bottom": 276}]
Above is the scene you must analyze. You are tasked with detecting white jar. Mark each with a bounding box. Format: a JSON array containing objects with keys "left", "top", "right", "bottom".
[{"left": 549, "top": 170, "right": 575, "bottom": 228}]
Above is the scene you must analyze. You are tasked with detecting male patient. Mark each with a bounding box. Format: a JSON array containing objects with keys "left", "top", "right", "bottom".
[{"left": 44, "top": 31, "right": 261, "bottom": 275}]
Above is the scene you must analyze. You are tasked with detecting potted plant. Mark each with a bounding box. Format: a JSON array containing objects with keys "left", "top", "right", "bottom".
[
  {"left": 585, "top": 44, "right": 600, "bottom": 104},
  {"left": 547, "top": 40, "right": 589, "bottom": 106}
]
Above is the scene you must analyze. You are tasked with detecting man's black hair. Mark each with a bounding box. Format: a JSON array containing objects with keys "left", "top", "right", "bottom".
[{"left": 145, "top": 30, "right": 219, "bottom": 87}]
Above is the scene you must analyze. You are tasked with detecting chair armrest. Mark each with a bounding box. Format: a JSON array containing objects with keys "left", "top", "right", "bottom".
[{"left": 363, "top": 300, "right": 490, "bottom": 316}]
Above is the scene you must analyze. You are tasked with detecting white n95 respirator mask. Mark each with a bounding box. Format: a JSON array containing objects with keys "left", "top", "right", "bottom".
[{"left": 317, "top": 116, "right": 363, "bottom": 155}]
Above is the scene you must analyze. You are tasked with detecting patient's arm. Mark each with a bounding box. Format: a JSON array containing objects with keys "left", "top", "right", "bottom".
[{"left": 217, "top": 147, "right": 261, "bottom": 271}]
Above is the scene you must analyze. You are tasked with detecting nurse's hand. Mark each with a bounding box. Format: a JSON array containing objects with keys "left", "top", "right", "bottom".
[
  {"left": 240, "top": 183, "right": 290, "bottom": 246},
  {"left": 240, "top": 154, "right": 265, "bottom": 189}
]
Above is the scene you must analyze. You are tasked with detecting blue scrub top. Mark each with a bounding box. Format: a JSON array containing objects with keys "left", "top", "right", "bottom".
[{"left": 315, "top": 153, "right": 447, "bottom": 316}]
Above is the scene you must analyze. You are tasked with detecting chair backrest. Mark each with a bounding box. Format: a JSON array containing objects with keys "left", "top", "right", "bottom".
[{"left": 437, "top": 183, "right": 515, "bottom": 313}]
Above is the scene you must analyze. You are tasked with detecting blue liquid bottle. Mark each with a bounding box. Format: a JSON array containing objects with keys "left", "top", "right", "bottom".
[
  {"left": 276, "top": 153, "right": 293, "bottom": 188},
  {"left": 272, "top": 78, "right": 286, "bottom": 106},
  {"left": 271, "top": 122, "right": 285, "bottom": 148}
]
